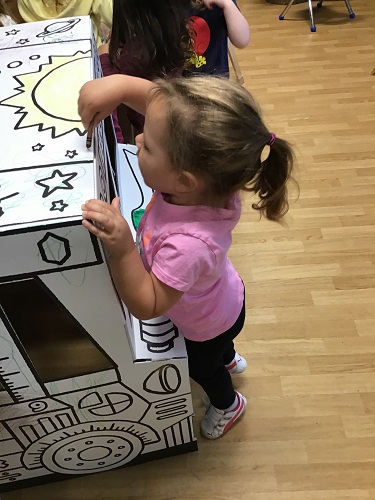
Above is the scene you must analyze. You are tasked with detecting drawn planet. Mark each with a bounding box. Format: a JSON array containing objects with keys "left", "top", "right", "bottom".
[{"left": 36, "top": 19, "right": 81, "bottom": 38}]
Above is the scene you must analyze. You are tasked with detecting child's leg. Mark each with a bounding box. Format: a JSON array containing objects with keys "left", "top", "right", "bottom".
[
  {"left": 222, "top": 340, "right": 236, "bottom": 366},
  {"left": 185, "top": 295, "right": 247, "bottom": 438},
  {"left": 186, "top": 335, "right": 237, "bottom": 409},
  {"left": 185, "top": 299, "right": 246, "bottom": 409},
  {"left": 186, "top": 332, "right": 247, "bottom": 439}
]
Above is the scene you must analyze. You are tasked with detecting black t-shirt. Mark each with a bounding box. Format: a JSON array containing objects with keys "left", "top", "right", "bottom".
[{"left": 188, "top": 1, "right": 237, "bottom": 77}]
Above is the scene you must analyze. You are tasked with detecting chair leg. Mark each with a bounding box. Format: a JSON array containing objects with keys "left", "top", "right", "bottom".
[
  {"left": 307, "top": 0, "right": 316, "bottom": 32},
  {"left": 279, "top": 0, "right": 296, "bottom": 21},
  {"left": 228, "top": 41, "right": 244, "bottom": 86},
  {"left": 343, "top": 0, "right": 356, "bottom": 18}
]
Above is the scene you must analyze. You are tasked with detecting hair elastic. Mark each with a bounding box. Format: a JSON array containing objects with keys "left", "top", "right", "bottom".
[{"left": 268, "top": 132, "right": 277, "bottom": 146}]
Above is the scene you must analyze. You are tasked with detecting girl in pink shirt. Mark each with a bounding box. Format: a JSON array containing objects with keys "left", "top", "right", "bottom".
[{"left": 79, "top": 75, "right": 295, "bottom": 439}]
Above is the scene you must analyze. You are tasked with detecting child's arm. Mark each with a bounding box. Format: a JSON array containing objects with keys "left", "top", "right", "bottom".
[
  {"left": 78, "top": 75, "right": 154, "bottom": 130},
  {"left": 202, "top": 0, "right": 250, "bottom": 49},
  {"left": 98, "top": 43, "right": 117, "bottom": 77},
  {"left": 82, "top": 198, "right": 184, "bottom": 320}
]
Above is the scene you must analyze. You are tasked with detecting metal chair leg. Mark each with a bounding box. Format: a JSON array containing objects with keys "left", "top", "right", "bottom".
[
  {"left": 307, "top": 0, "right": 316, "bottom": 32},
  {"left": 279, "top": 0, "right": 354, "bottom": 31},
  {"left": 279, "top": 0, "right": 296, "bottom": 21},
  {"left": 343, "top": 0, "right": 356, "bottom": 18}
]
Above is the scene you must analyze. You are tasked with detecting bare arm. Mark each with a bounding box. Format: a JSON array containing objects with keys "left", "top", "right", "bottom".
[
  {"left": 82, "top": 198, "right": 183, "bottom": 320},
  {"left": 202, "top": 0, "right": 250, "bottom": 49},
  {"left": 78, "top": 74, "right": 155, "bottom": 130}
]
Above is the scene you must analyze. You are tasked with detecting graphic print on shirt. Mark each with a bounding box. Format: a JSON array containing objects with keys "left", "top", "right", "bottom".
[{"left": 189, "top": 16, "right": 210, "bottom": 69}]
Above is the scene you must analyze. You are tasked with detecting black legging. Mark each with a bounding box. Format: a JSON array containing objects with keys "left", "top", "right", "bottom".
[{"left": 184, "top": 295, "right": 246, "bottom": 410}]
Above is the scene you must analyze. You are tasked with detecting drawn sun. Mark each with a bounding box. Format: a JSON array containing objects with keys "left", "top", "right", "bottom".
[{"left": 0, "top": 51, "right": 91, "bottom": 138}]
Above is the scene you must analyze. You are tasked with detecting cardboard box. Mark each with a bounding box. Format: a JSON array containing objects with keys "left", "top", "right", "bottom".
[{"left": 0, "top": 17, "right": 196, "bottom": 492}]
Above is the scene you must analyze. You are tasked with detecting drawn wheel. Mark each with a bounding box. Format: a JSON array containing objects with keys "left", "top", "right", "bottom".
[
  {"left": 24, "top": 422, "right": 146, "bottom": 474},
  {"left": 41, "top": 429, "right": 143, "bottom": 474}
]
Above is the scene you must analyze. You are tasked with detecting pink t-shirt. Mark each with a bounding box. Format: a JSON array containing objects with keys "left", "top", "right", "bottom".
[{"left": 136, "top": 192, "right": 244, "bottom": 341}]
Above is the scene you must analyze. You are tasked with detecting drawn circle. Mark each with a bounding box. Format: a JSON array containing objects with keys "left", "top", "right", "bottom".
[
  {"left": 78, "top": 447, "right": 112, "bottom": 461},
  {"left": 144, "top": 364, "right": 181, "bottom": 394},
  {"left": 28, "top": 400, "right": 48, "bottom": 412},
  {"left": 82, "top": 392, "right": 133, "bottom": 417},
  {"left": 29, "top": 55, "right": 41, "bottom": 60},
  {"left": 41, "top": 431, "right": 144, "bottom": 474},
  {"left": 7, "top": 61, "right": 22, "bottom": 69},
  {"left": 161, "top": 365, "right": 180, "bottom": 392}
]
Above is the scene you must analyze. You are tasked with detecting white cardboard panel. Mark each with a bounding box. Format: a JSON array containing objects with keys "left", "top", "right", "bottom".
[
  {"left": 0, "top": 224, "right": 101, "bottom": 280},
  {"left": 0, "top": 18, "right": 196, "bottom": 492},
  {"left": 116, "top": 144, "right": 187, "bottom": 361},
  {"left": 116, "top": 144, "right": 153, "bottom": 241}
]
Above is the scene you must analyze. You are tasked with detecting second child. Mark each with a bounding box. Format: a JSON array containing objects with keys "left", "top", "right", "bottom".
[
  {"left": 189, "top": 0, "right": 250, "bottom": 76},
  {"left": 99, "top": 0, "right": 192, "bottom": 142}
]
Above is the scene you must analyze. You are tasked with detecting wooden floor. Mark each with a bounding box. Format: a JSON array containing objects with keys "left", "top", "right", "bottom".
[{"left": 4, "top": 0, "right": 375, "bottom": 498}]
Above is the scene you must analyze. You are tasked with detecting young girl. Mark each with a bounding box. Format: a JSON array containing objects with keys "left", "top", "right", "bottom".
[
  {"left": 78, "top": 74, "right": 295, "bottom": 439},
  {"left": 17, "top": 0, "right": 112, "bottom": 45},
  {"left": 189, "top": 0, "right": 250, "bottom": 76},
  {"left": 98, "top": 0, "right": 192, "bottom": 143}
]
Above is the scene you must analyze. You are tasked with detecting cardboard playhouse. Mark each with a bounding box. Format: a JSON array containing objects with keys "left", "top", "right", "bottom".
[{"left": 0, "top": 17, "right": 197, "bottom": 493}]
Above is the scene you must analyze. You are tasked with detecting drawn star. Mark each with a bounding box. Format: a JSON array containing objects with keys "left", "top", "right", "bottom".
[
  {"left": 36, "top": 170, "right": 77, "bottom": 198},
  {"left": 65, "top": 149, "right": 78, "bottom": 159},
  {"left": 32, "top": 143, "right": 45, "bottom": 152},
  {"left": 50, "top": 200, "right": 69, "bottom": 212},
  {"left": 5, "top": 29, "right": 20, "bottom": 36},
  {"left": 16, "top": 38, "right": 29, "bottom": 45}
]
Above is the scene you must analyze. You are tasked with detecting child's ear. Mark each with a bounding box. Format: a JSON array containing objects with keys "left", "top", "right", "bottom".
[{"left": 176, "top": 171, "right": 200, "bottom": 193}]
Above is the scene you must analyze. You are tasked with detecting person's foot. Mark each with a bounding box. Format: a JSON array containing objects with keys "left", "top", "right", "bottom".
[
  {"left": 225, "top": 353, "right": 248, "bottom": 374},
  {"left": 200, "top": 391, "right": 247, "bottom": 439}
]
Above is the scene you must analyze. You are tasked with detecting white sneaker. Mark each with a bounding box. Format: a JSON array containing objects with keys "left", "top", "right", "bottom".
[
  {"left": 200, "top": 391, "right": 247, "bottom": 439},
  {"left": 225, "top": 353, "right": 248, "bottom": 374}
]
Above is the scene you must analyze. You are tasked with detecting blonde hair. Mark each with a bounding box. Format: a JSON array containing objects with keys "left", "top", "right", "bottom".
[{"left": 153, "top": 76, "right": 295, "bottom": 221}]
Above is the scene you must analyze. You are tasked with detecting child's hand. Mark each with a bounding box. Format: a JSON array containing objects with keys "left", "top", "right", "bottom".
[
  {"left": 200, "top": 0, "right": 231, "bottom": 9},
  {"left": 82, "top": 197, "right": 135, "bottom": 260},
  {"left": 78, "top": 75, "right": 125, "bottom": 130},
  {"left": 97, "top": 42, "right": 109, "bottom": 56}
]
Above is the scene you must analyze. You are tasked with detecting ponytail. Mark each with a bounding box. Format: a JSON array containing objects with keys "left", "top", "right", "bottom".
[
  {"left": 153, "top": 77, "right": 297, "bottom": 222},
  {"left": 250, "top": 137, "right": 295, "bottom": 221}
]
